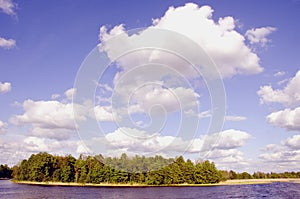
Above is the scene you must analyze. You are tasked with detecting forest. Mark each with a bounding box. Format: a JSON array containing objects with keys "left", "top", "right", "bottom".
[
  {"left": 2, "top": 152, "right": 300, "bottom": 185},
  {"left": 11, "top": 153, "right": 221, "bottom": 185}
]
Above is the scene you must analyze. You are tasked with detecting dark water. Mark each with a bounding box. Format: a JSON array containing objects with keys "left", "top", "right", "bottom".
[{"left": 1, "top": 180, "right": 300, "bottom": 199}]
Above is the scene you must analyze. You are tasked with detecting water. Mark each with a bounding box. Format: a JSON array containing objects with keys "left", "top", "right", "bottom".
[{"left": 1, "top": 180, "right": 300, "bottom": 199}]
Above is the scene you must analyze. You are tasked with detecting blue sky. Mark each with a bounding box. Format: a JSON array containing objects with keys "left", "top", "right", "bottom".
[{"left": 1, "top": 0, "right": 300, "bottom": 173}]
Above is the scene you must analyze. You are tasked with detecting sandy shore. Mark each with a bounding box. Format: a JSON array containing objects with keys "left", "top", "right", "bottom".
[
  {"left": 13, "top": 178, "right": 300, "bottom": 187},
  {"left": 219, "top": 178, "right": 300, "bottom": 185}
]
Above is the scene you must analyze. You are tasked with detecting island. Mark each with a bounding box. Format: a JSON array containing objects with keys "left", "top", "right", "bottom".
[{"left": 2, "top": 152, "right": 300, "bottom": 186}]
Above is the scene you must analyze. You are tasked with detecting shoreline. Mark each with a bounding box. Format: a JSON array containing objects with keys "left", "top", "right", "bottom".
[
  {"left": 12, "top": 178, "right": 300, "bottom": 187},
  {"left": 219, "top": 178, "right": 300, "bottom": 185}
]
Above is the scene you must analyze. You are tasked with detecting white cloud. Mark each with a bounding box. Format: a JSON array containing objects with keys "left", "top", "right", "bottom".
[
  {"left": 284, "top": 135, "right": 300, "bottom": 150},
  {"left": 0, "top": 138, "right": 31, "bottom": 166},
  {"left": 194, "top": 130, "right": 251, "bottom": 171},
  {"left": 267, "top": 107, "right": 300, "bottom": 131},
  {"left": 76, "top": 142, "right": 92, "bottom": 154},
  {"left": 274, "top": 71, "right": 285, "bottom": 77},
  {"left": 102, "top": 127, "right": 186, "bottom": 154},
  {"left": 259, "top": 144, "right": 300, "bottom": 165},
  {"left": 10, "top": 99, "right": 78, "bottom": 130},
  {"left": 258, "top": 70, "right": 300, "bottom": 132},
  {"left": 152, "top": 3, "right": 263, "bottom": 78},
  {"left": 259, "top": 150, "right": 300, "bottom": 163},
  {"left": 197, "top": 110, "right": 211, "bottom": 119},
  {"left": 258, "top": 70, "right": 300, "bottom": 106},
  {"left": 0, "top": 82, "right": 11, "bottom": 93},
  {"left": 84, "top": 128, "right": 251, "bottom": 158},
  {"left": 30, "top": 127, "right": 75, "bottom": 141},
  {"left": 127, "top": 85, "right": 200, "bottom": 113},
  {"left": 0, "top": 37, "right": 16, "bottom": 49},
  {"left": 96, "top": 3, "right": 263, "bottom": 132},
  {"left": 51, "top": 93, "right": 60, "bottom": 100},
  {"left": 245, "top": 26, "right": 276, "bottom": 47},
  {"left": 191, "top": 129, "right": 251, "bottom": 153},
  {"left": 64, "top": 88, "right": 76, "bottom": 100},
  {"left": 262, "top": 144, "right": 279, "bottom": 152},
  {"left": 94, "top": 105, "right": 114, "bottom": 122},
  {"left": 277, "top": 78, "right": 290, "bottom": 86},
  {"left": 23, "top": 137, "right": 49, "bottom": 152},
  {"left": 225, "top": 115, "right": 247, "bottom": 122},
  {"left": 258, "top": 135, "right": 300, "bottom": 172},
  {"left": 206, "top": 148, "right": 248, "bottom": 166},
  {"left": 0, "top": 0, "right": 16, "bottom": 16},
  {"left": 10, "top": 99, "right": 88, "bottom": 140},
  {"left": 0, "top": 134, "right": 82, "bottom": 166},
  {"left": 0, "top": 120, "right": 7, "bottom": 134},
  {"left": 184, "top": 109, "right": 211, "bottom": 119},
  {"left": 212, "top": 129, "right": 251, "bottom": 149},
  {"left": 109, "top": 77, "right": 200, "bottom": 119},
  {"left": 99, "top": 3, "right": 263, "bottom": 78}
]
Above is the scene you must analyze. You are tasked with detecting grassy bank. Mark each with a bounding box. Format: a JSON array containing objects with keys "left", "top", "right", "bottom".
[{"left": 13, "top": 178, "right": 300, "bottom": 187}]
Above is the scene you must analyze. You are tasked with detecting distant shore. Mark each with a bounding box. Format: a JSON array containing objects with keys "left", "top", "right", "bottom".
[
  {"left": 13, "top": 178, "right": 300, "bottom": 187},
  {"left": 219, "top": 178, "right": 300, "bottom": 185}
]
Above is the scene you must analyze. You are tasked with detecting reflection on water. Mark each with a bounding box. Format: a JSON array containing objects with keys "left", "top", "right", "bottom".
[{"left": 1, "top": 180, "right": 300, "bottom": 199}]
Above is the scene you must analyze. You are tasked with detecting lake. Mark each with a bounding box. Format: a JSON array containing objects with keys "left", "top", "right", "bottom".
[{"left": 1, "top": 180, "right": 300, "bottom": 199}]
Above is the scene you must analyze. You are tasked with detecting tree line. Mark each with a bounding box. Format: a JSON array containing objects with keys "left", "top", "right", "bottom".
[
  {"left": 11, "top": 152, "right": 221, "bottom": 185},
  {"left": 220, "top": 170, "right": 300, "bottom": 181},
  {"left": 0, "top": 164, "right": 12, "bottom": 179},
  {"left": 2, "top": 152, "right": 300, "bottom": 184}
]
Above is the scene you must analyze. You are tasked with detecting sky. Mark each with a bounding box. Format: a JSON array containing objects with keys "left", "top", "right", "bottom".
[{"left": 0, "top": 0, "right": 300, "bottom": 173}]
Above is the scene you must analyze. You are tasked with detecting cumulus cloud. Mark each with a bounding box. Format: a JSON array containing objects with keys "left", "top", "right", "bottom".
[
  {"left": 190, "top": 129, "right": 251, "bottom": 169},
  {"left": 0, "top": 82, "right": 11, "bottom": 93},
  {"left": 152, "top": 3, "right": 263, "bottom": 78},
  {"left": 258, "top": 70, "right": 300, "bottom": 106},
  {"left": 267, "top": 107, "right": 300, "bottom": 131},
  {"left": 95, "top": 3, "right": 266, "bottom": 134},
  {"left": 284, "top": 135, "right": 300, "bottom": 150},
  {"left": 94, "top": 105, "right": 114, "bottom": 122},
  {"left": 0, "top": 138, "right": 30, "bottom": 166},
  {"left": 64, "top": 88, "right": 76, "bottom": 100},
  {"left": 259, "top": 139, "right": 300, "bottom": 167},
  {"left": 76, "top": 142, "right": 92, "bottom": 154},
  {"left": 107, "top": 67, "right": 200, "bottom": 120},
  {"left": 0, "top": 37, "right": 16, "bottom": 49},
  {"left": 211, "top": 129, "right": 251, "bottom": 150},
  {"left": 9, "top": 87, "right": 117, "bottom": 140},
  {"left": 10, "top": 99, "right": 79, "bottom": 130},
  {"left": 99, "top": 3, "right": 264, "bottom": 78},
  {"left": 259, "top": 149, "right": 300, "bottom": 164},
  {"left": 98, "top": 127, "right": 188, "bottom": 154},
  {"left": 258, "top": 70, "right": 300, "bottom": 132},
  {"left": 258, "top": 135, "right": 300, "bottom": 171},
  {"left": 0, "top": 120, "right": 7, "bottom": 134},
  {"left": 0, "top": 0, "right": 16, "bottom": 16},
  {"left": 83, "top": 127, "right": 251, "bottom": 158},
  {"left": 29, "top": 127, "right": 75, "bottom": 141},
  {"left": 9, "top": 99, "right": 87, "bottom": 140},
  {"left": 206, "top": 148, "right": 248, "bottom": 167},
  {"left": 245, "top": 26, "right": 276, "bottom": 47},
  {"left": 126, "top": 85, "right": 200, "bottom": 113},
  {"left": 23, "top": 137, "right": 49, "bottom": 152}
]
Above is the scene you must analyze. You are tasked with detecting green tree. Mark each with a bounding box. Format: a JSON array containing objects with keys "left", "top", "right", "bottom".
[
  {"left": 60, "top": 155, "right": 76, "bottom": 182},
  {"left": 0, "top": 164, "right": 12, "bottom": 179}
]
